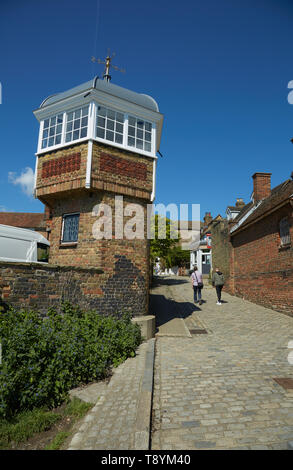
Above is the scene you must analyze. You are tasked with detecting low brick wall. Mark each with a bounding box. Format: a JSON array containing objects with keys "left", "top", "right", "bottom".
[{"left": 0, "top": 257, "right": 148, "bottom": 317}]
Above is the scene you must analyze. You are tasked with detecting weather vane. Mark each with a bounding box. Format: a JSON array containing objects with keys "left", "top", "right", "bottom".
[{"left": 91, "top": 50, "right": 125, "bottom": 82}]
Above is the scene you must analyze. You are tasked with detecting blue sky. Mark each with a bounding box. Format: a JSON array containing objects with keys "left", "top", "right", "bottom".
[{"left": 0, "top": 0, "right": 293, "bottom": 220}]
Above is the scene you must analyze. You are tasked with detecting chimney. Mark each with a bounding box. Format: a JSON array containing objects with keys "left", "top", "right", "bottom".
[
  {"left": 203, "top": 212, "right": 213, "bottom": 225},
  {"left": 252, "top": 172, "right": 271, "bottom": 203},
  {"left": 235, "top": 198, "right": 245, "bottom": 208}
]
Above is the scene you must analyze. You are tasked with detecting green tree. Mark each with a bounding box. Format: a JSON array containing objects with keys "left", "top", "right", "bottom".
[{"left": 150, "top": 215, "right": 183, "bottom": 268}]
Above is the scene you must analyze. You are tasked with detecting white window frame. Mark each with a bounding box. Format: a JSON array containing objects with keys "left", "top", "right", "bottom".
[
  {"left": 60, "top": 212, "right": 80, "bottom": 245},
  {"left": 96, "top": 105, "right": 125, "bottom": 147},
  {"left": 37, "top": 102, "right": 156, "bottom": 158}
]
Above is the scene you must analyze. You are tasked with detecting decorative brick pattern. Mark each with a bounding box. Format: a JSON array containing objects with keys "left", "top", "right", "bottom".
[
  {"left": 36, "top": 143, "right": 88, "bottom": 198},
  {"left": 42, "top": 152, "right": 81, "bottom": 178},
  {"left": 100, "top": 152, "right": 147, "bottom": 181},
  {"left": 91, "top": 141, "right": 153, "bottom": 200}
]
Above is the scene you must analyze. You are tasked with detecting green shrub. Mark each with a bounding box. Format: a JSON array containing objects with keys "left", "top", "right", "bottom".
[{"left": 0, "top": 304, "right": 141, "bottom": 419}]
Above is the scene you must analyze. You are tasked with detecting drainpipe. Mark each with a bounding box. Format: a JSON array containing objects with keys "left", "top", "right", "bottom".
[
  {"left": 151, "top": 158, "right": 157, "bottom": 202},
  {"left": 33, "top": 154, "right": 38, "bottom": 198},
  {"left": 86, "top": 139, "right": 93, "bottom": 188}
]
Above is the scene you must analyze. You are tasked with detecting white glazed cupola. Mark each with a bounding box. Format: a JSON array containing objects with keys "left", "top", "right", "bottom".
[{"left": 33, "top": 76, "right": 163, "bottom": 159}]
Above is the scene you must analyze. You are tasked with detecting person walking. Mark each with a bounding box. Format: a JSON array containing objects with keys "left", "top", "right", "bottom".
[
  {"left": 191, "top": 265, "right": 203, "bottom": 305},
  {"left": 212, "top": 267, "right": 225, "bottom": 305}
]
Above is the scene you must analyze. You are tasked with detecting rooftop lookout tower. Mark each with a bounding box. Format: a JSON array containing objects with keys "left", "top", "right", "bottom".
[{"left": 33, "top": 75, "right": 163, "bottom": 317}]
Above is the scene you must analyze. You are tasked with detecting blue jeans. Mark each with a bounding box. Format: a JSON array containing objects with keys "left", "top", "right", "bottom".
[{"left": 193, "top": 286, "right": 202, "bottom": 303}]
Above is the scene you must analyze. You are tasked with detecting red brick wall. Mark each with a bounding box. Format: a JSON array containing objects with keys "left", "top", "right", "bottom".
[
  {"left": 230, "top": 204, "right": 293, "bottom": 316},
  {"left": 35, "top": 141, "right": 154, "bottom": 316},
  {"left": 0, "top": 261, "right": 103, "bottom": 314}
]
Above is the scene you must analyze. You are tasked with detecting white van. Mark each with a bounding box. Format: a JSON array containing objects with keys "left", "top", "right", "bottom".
[{"left": 0, "top": 224, "right": 50, "bottom": 263}]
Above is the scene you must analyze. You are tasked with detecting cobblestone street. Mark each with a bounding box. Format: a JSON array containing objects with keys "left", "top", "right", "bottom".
[{"left": 150, "top": 276, "right": 293, "bottom": 450}]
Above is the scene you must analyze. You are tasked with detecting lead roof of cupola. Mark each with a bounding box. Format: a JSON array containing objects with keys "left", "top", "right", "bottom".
[{"left": 39, "top": 76, "right": 160, "bottom": 113}]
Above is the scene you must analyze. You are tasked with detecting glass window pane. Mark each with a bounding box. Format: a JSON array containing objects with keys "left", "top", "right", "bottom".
[
  {"left": 73, "top": 130, "right": 79, "bottom": 140},
  {"left": 66, "top": 132, "right": 72, "bottom": 142},
  {"left": 55, "top": 135, "right": 61, "bottom": 145},
  {"left": 116, "top": 123, "right": 123, "bottom": 134},
  {"left": 116, "top": 112, "right": 124, "bottom": 123},
  {"left": 81, "top": 117, "right": 88, "bottom": 127},
  {"left": 144, "top": 142, "right": 151, "bottom": 152},
  {"left": 74, "top": 119, "right": 80, "bottom": 130},
  {"left": 98, "top": 106, "right": 106, "bottom": 117},
  {"left": 137, "top": 120, "right": 144, "bottom": 129},
  {"left": 67, "top": 112, "right": 74, "bottom": 122},
  {"left": 80, "top": 127, "right": 87, "bottom": 138},
  {"left": 97, "top": 127, "right": 105, "bottom": 139},
  {"left": 42, "top": 139, "right": 47, "bottom": 149},
  {"left": 97, "top": 116, "right": 105, "bottom": 128},
  {"left": 43, "top": 119, "right": 49, "bottom": 129},
  {"left": 137, "top": 129, "right": 143, "bottom": 139},
  {"left": 115, "top": 133, "right": 123, "bottom": 144},
  {"left": 62, "top": 214, "right": 79, "bottom": 243},
  {"left": 145, "top": 122, "right": 152, "bottom": 132},
  {"left": 107, "top": 109, "right": 115, "bottom": 120},
  {"left": 56, "top": 124, "right": 62, "bottom": 134},
  {"left": 67, "top": 121, "right": 73, "bottom": 132},
  {"left": 49, "top": 127, "right": 55, "bottom": 136},
  {"left": 107, "top": 119, "right": 114, "bottom": 131},
  {"left": 81, "top": 106, "right": 88, "bottom": 116},
  {"left": 137, "top": 139, "right": 143, "bottom": 149},
  {"left": 128, "top": 126, "right": 135, "bottom": 137},
  {"left": 48, "top": 137, "right": 54, "bottom": 146},
  {"left": 128, "top": 137, "right": 135, "bottom": 147},
  {"left": 145, "top": 131, "right": 151, "bottom": 142},
  {"left": 50, "top": 116, "right": 56, "bottom": 126},
  {"left": 75, "top": 109, "right": 81, "bottom": 119},
  {"left": 106, "top": 130, "right": 114, "bottom": 141},
  {"left": 57, "top": 114, "right": 63, "bottom": 123},
  {"left": 129, "top": 116, "right": 136, "bottom": 126},
  {"left": 43, "top": 129, "right": 48, "bottom": 138}
]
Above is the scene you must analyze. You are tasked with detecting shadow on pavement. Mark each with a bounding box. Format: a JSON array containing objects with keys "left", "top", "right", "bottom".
[
  {"left": 149, "top": 293, "right": 198, "bottom": 328},
  {"left": 151, "top": 276, "right": 188, "bottom": 287}
]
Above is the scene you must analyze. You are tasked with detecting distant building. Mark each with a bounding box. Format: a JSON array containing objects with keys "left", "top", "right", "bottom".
[
  {"left": 0, "top": 210, "right": 48, "bottom": 238},
  {"left": 190, "top": 212, "right": 219, "bottom": 275},
  {"left": 226, "top": 198, "right": 246, "bottom": 221},
  {"left": 211, "top": 172, "right": 293, "bottom": 316}
]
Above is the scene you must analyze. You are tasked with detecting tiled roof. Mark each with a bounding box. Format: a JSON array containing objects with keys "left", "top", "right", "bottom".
[
  {"left": 0, "top": 212, "right": 46, "bottom": 230},
  {"left": 231, "top": 178, "right": 293, "bottom": 233}
]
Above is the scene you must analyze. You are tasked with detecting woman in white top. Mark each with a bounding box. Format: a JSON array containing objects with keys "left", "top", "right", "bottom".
[{"left": 191, "top": 265, "right": 203, "bottom": 305}]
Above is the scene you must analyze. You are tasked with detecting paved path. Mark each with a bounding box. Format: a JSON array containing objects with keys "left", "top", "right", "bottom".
[
  {"left": 67, "top": 339, "right": 155, "bottom": 450},
  {"left": 150, "top": 276, "right": 293, "bottom": 450}
]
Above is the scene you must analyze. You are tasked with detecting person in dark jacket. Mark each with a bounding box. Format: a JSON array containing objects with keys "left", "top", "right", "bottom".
[{"left": 212, "top": 268, "right": 225, "bottom": 305}]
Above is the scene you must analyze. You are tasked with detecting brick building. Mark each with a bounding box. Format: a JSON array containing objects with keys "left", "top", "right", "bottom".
[
  {"left": 210, "top": 199, "right": 245, "bottom": 290},
  {"left": 211, "top": 172, "right": 293, "bottom": 316},
  {"left": 0, "top": 211, "right": 48, "bottom": 237},
  {"left": 32, "top": 75, "right": 163, "bottom": 316}
]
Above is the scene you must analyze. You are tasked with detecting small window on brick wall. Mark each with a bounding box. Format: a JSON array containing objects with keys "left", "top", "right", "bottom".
[
  {"left": 61, "top": 213, "right": 80, "bottom": 243},
  {"left": 279, "top": 217, "right": 291, "bottom": 247}
]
